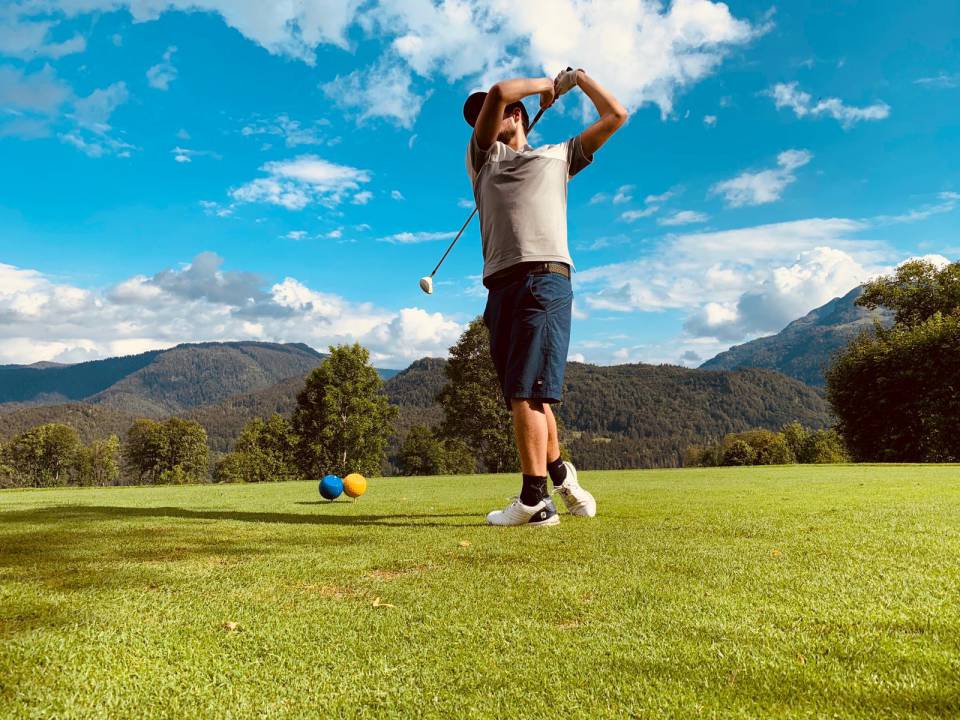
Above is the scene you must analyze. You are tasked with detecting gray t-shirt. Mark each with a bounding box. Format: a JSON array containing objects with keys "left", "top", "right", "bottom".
[{"left": 466, "top": 134, "right": 593, "bottom": 278}]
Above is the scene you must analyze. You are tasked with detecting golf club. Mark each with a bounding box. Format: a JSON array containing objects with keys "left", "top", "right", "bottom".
[{"left": 419, "top": 98, "right": 554, "bottom": 295}]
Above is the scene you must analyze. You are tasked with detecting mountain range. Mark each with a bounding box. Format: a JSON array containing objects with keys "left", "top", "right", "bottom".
[
  {"left": 700, "top": 286, "right": 892, "bottom": 386},
  {"left": 0, "top": 341, "right": 831, "bottom": 470}
]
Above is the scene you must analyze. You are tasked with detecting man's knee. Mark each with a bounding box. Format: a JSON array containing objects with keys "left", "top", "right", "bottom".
[{"left": 511, "top": 398, "right": 544, "bottom": 414}]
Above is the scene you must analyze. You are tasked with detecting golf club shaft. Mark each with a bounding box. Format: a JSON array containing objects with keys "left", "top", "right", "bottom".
[{"left": 428, "top": 105, "right": 548, "bottom": 279}]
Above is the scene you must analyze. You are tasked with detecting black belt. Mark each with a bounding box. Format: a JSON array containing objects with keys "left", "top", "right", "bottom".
[{"left": 483, "top": 262, "right": 571, "bottom": 290}]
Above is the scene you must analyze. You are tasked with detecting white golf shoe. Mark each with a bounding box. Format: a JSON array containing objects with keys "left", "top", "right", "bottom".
[
  {"left": 553, "top": 462, "right": 597, "bottom": 517},
  {"left": 486, "top": 496, "right": 560, "bottom": 527}
]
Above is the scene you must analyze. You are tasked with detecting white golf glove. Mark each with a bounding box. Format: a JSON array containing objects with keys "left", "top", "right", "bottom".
[{"left": 554, "top": 67, "right": 580, "bottom": 97}]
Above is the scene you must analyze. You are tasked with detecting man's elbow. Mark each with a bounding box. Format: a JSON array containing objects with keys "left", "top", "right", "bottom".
[
  {"left": 487, "top": 83, "right": 504, "bottom": 103},
  {"left": 611, "top": 103, "right": 629, "bottom": 128}
]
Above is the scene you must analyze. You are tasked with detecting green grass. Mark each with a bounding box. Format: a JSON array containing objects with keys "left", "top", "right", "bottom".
[{"left": 2, "top": 466, "right": 959, "bottom": 719}]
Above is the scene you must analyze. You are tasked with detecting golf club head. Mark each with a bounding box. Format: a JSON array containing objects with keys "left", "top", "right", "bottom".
[{"left": 419, "top": 276, "right": 434, "bottom": 294}]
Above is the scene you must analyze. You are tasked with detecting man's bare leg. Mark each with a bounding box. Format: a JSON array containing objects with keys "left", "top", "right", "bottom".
[
  {"left": 543, "top": 402, "right": 561, "bottom": 464},
  {"left": 511, "top": 399, "right": 547, "bottom": 476}
]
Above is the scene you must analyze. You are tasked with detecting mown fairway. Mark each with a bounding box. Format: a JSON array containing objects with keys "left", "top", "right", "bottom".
[{"left": 2, "top": 466, "right": 958, "bottom": 719}]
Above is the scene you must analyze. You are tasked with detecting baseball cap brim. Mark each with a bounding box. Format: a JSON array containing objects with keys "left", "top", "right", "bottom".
[{"left": 463, "top": 91, "right": 530, "bottom": 130}]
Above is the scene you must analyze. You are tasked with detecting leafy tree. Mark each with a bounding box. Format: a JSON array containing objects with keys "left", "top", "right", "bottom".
[
  {"left": 214, "top": 453, "right": 246, "bottom": 483},
  {"left": 721, "top": 439, "right": 756, "bottom": 466},
  {"left": 7, "top": 423, "right": 81, "bottom": 487},
  {"left": 163, "top": 418, "right": 209, "bottom": 482},
  {"left": 781, "top": 422, "right": 810, "bottom": 462},
  {"left": 801, "top": 429, "right": 849, "bottom": 464},
  {"left": 292, "top": 344, "right": 396, "bottom": 478},
  {"left": 398, "top": 425, "right": 476, "bottom": 476},
  {"left": 124, "top": 418, "right": 209, "bottom": 483},
  {"left": 735, "top": 429, "right": 794, "bottom": 465},
  {"left": 828, "top": 260, "right": 960, "bottom": 461},
  {"left": 235, "top": 414, "right": 299, "bottom": 482},
  {"left": 76, "top": 435, "right": 121, "bottom": 486},
  {"left": 437, "top": 317, "right": 519, "bottom": 473},
  {"left": 124, "top": 419, "right": 168, "bottom": 483},
  {"left": 216, "top": 414, "right": 300, "bottom": 483},
  {"left": 0, "top": 440, "right": 17, "bottom": 488},
  {"left": 858, "top": 258, "right": 960, "bottom": 328}
]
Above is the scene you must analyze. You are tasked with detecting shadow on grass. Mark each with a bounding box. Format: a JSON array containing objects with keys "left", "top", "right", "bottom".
[{"left": 0, "top": 504, "right": 481, "bottom": 528}]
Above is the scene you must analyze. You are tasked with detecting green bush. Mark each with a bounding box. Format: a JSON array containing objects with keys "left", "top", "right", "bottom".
[{"left": 721, "top": 439, "right": 757, "bottom": 466}]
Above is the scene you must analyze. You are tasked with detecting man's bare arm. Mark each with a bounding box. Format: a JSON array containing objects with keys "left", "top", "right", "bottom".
[
  {"left": 573, "top": 70, "right": 628, "bottom": 156},
  {"left": 475, "top": 77, "right": 555, "bottom": 151}
]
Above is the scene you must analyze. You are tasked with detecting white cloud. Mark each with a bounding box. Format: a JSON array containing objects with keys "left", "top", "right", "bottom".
[
  {"left": 0, "top": 13, "right": 85, "bottom": 59},
  {"left": 591, "top": 184, "right": 634, "bottom": 205},
  {"left": 914, "top": 73, "right": 960, "bottom": 90},
  {"left": 682, "top": 246, "right": 873, "bottom": 339},
  {"left": 620, "top": 206, "right": 659, "bottom": 222},
  {"left": 352, "top": 190, "right": 373, "bottom": 205},
  {"left": 172, "top": 146, "right": 219, "bottom": 163},
  {"left": 146, "top": 46, "right": 178, "bottom": 90},
  {"left": 199, "top": 200, "right": 233, "bottom": 218},
  {"left": 240, "top": 114, "right": 334, "bottom": 147},
  {"left": 710, "top": 149, "right": 812, "bottom": 207},
  {"left": 378, "top": 231, "right": 457, "bottom": 244},
  {"left": 371, "top": 0, "right": 761, "bottom": 119},
  {"left": 321, "top": 58, "right": 427, "bottom": 129},
  {"left": 284, "top": 230, "right": 308, "bottom": 241},
  {"left": 645, "top": 190, "right": 677, "bottom": 204},
  {"left": 25, "top": 0, "right": 363, "bottom": 63},
  {"left": 230, "top": 155, "right": 371, "bottom": 210},
  {"left": 0, "top": 64, "right": 71, "bottom": 116},
  {"left": 770, "top": 82, "right": 890, "bottom": 128},
  {"left": 17, "top": 0, "right": 761, "bottom": 129},
  {"left": 0, "top": 254, "right": 462, "bottom": 367},
  {"left": 0, "top": 62, "right": 132, "bottom": 155},
  {"left": 703, "top": 114, "right": 717, "bottom": 126},
  {"left": 390, "top": 190, "right": 404, "bottom": 200},
  {"left": 576, "top": 217, "right": 887, "bottom": 328},
  {"left": 658, "top": 210, "right": 709, "bottom": 226},
  {"left": 870, "top": 191, "right": 959, "bottom": 225}
]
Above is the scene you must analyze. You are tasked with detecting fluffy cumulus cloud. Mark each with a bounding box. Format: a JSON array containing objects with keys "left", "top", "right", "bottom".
[
  {"left": 576, "top": 217, "right": 893, "bottom": 351},
  {"left": 230, "top": 155, "right": 371, "bottom": 210},
  {"left": 321, "top": 58, "right": 428, "bottom": 129},
  {"left": 710, "top": 149, "right": 812, "bottom": 207},
  {"left": 0, "top": 253, "right": 462, "bottom": 367},
  {"left": 770, "top": 82, "right": 890, "bottom": 128},
  {"left": 18, "top": 0, "right": 762, "bottom": 127},
  {"left": 682, "top": 246, "right": 873, "bottom": 340}
]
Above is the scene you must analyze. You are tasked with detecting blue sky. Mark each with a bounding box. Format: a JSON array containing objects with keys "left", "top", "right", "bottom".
[{"left": 0, "top": 1, "right": 957, "bottom": 368}]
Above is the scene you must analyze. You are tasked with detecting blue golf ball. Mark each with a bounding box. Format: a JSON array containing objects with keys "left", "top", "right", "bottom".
[{"left": 319, "top": 474, "right": 343, "bottom": 500}]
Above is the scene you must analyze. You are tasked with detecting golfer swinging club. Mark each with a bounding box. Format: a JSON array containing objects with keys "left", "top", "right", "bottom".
[{"left": 464, "top": 69, "right": 628, "bottom": 526}]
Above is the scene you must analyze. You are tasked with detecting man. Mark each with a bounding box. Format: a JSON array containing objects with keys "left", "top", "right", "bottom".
[{"left": 463, "top": 69, "right": 628, "bottom": 526}]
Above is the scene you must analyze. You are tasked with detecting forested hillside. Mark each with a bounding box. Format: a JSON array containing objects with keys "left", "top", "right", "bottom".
[
  {"left": 0, "top": 342, "right": 326, "bottom": 416},
  {"left": 0, "top": 350, "right": 832, "bottom": 471},
  {"left": 701, "top": 286, "right": 893, "bottom": 386}
]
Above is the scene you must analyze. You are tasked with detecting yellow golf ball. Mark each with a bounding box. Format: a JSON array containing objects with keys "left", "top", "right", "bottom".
[{"left": 343, "top": 473, "right": 367, "bottom": 498}]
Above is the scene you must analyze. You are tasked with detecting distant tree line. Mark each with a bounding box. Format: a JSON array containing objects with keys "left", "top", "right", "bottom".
[
  {"left": 0, "top": 424, "right": 121, "bottom": 488},
  {"left": 684, "top": 423, "right": 848, "bottom": 467}
]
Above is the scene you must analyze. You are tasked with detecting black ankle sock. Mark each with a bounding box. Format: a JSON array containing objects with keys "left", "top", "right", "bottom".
[
  {"left": 547, "top": 457, "right": 567, "bottom": 486},
  {"left": 520, "top": 474, "right": 548, "bottom": 506}
]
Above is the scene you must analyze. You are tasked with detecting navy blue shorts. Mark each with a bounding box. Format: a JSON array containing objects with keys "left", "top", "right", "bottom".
[{"left": 483, "top": 271, "right": 573, "bottom": 410}]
